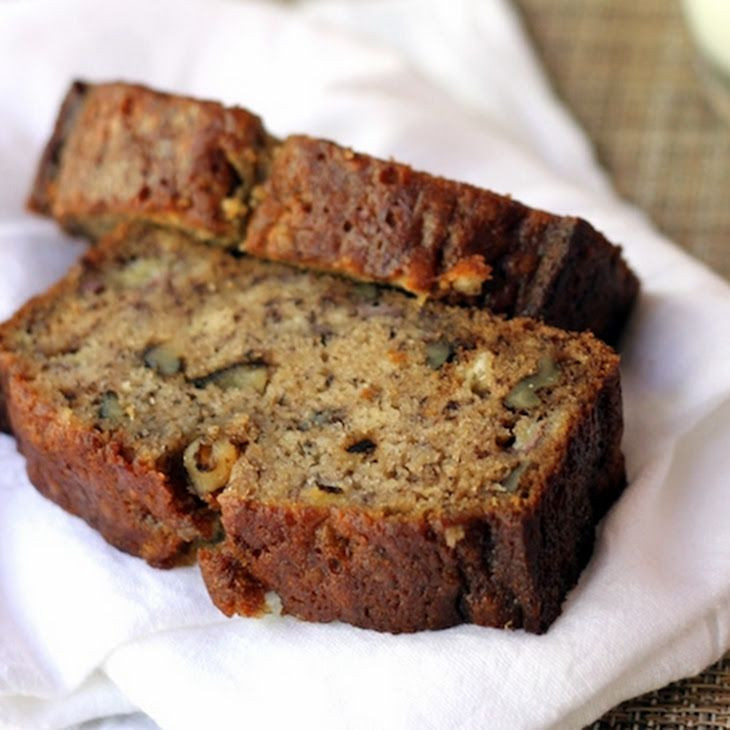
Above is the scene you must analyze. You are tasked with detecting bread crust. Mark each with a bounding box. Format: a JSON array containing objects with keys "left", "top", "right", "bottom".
[
  {"left": 29, "top": 80, "right": 272, "bottom": 243},
  {"left": 28, "top": 80, "right": 89, "bottom": 216},
  {"left": 2, "top": 373, "right": 218, "bottom": 566},
  {"left": 28, "top": 82, "right": 638, "bottom": 341},
  {"left": 200, "top": 372, "right": 625, "bottom": 634},
  {"left": 246, "top": 137, "right": 638, "bottom": 342},
  {"left": 0, "top": 252, "right": 218, "bottom": 567}
]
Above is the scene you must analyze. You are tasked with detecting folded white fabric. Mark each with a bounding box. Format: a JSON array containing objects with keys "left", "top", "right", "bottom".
[{"left": 1, "top": 1, "right": 729, "bottom": 728}]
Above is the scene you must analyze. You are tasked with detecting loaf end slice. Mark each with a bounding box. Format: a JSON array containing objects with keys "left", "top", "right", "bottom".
[{"left": 28, "top": 81, "right": 274, "bottom": 243}]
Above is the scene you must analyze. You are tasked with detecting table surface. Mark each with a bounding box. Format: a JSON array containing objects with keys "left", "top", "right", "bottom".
[{"left": 514, "top": 0, "right": 730, "bottom": 727}]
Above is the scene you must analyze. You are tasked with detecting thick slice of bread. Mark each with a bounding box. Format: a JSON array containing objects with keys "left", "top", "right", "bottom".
[
  {"left": 0, "top": 224, "right": 625, "bottom": 631},
  {"left": 29, "top": 81, "right": 638, "bottom": 341}
]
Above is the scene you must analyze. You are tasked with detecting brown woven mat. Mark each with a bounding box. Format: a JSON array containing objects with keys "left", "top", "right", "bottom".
[
  {"left": 513, "top": 0, "right": 730, "bottom": 726},
  {"left": 516, "top": 0, "right": 730, "bottom": 283},
  {"left": 589, "top": 653, "right": 730, "bottom": 729}
]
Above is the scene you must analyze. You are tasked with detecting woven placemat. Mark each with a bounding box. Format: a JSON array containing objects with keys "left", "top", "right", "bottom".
[
  {"left": 513, "top": 0, "right": 730, "bottom": 726},
  {"left": 515, "top": 0, "right": 730, "bottom": 283},
  {"left": 590, "top": 654, "right": 730, "bottom": 729}
]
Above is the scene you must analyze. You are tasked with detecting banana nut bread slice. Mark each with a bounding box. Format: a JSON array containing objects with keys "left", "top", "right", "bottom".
[
  {"left": 29, "top": 80, "right": 638, "bottom": 341},
  {"left": 0, "top": 224, "right": 625, "bottom": 631}
]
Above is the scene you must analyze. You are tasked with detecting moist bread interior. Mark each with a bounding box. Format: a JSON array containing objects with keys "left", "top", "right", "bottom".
[{"left": 6, "top": 225, "right": 615, "bottom": 519}]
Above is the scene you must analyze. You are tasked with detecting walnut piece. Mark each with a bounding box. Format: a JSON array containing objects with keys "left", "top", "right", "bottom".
[
  {"left": 143, "top": 342, "right": 182, "bottom": 376},
  {"left": 183, "top": 437, "right": 238, "bottom": 496},
  {"left": 425, "top": 339, "right": 453, "bottom": 370},
  {"left": 505, "top": 356, "right": 559, "bottom": 410},
  {"left": 466, "top": 351, "right": 494, "bottom": 397}
]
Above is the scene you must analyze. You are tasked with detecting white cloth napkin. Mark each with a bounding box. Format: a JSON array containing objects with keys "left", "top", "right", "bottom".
[{"left": 1, "top": 1, "right": 729, "bottom": 728}]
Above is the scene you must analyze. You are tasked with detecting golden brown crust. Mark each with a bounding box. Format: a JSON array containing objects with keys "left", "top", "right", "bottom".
[
  {"left": 200, "top": 372, "right": 625, "bottom": 634},
  {"left": 28, "top": 82, "right": 638, "bottom": 341},
  {"left": 28, "top": 80, "right": 89, "bottom": 216},
  {"left": 28, "top": 80, "right": 273, "bottom": 243},
  {"left": 1, "top": 373, "right": 217, "bottom": 567}
]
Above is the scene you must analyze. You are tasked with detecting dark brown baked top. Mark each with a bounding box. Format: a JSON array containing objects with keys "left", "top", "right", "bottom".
[
  {"left": 0, "top": 225, "right": 625, "bottom": 629},
  {"left": 28, "top": 81, "right": 273, "bottom": 243},
  {"left": 246, "top": 135, "right": 639, "bottom": 342},
  {"left": 28, "top": 81, "right": 638, "bottom": 341}
]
